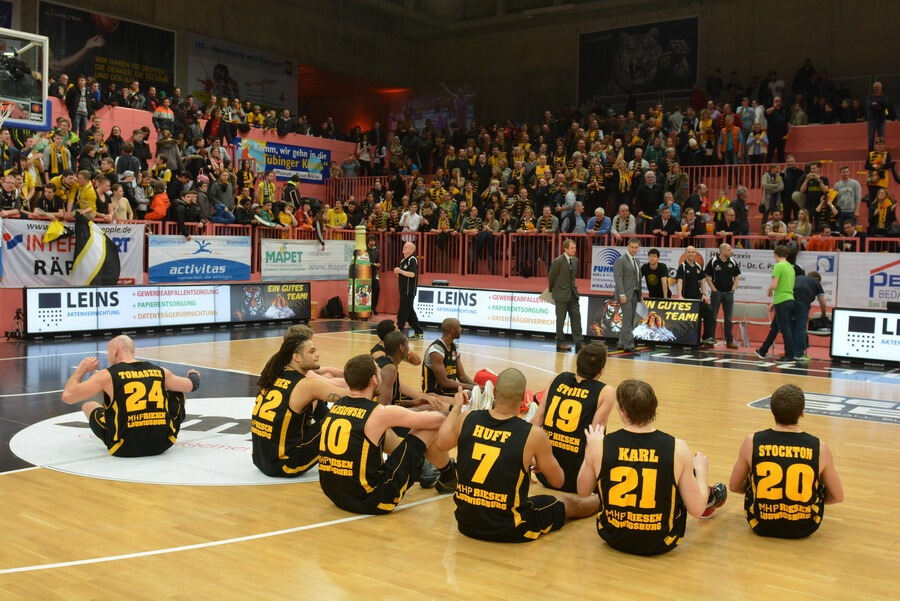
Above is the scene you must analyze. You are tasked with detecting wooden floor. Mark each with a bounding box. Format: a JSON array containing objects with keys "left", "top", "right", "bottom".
[{"left": 0, "top": 323, "right": 897, "bottom": 600}]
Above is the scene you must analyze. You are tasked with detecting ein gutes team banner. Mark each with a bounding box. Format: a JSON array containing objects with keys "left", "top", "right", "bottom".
[
  {"left": 0, "top": 218, "right": 144, "bottom": 287},
  {"left": 235, "top": 138, "right": 330, "bottom": 183}
]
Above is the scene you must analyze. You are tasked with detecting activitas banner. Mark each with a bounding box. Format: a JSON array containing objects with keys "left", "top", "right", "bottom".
[
  {"left": 148, "top": 235, "right": 251, "bottom": 283},
  {"left": 235, "top": 138, "right": 330, "bottom": 183},
  {"left": 39, "top": 2, "right": 175, "bottom": 90},
  {"left": 0, "top": 218, "right": 144, "bottom": 287}
]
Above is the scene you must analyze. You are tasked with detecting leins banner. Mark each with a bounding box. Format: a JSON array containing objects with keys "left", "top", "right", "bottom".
[
  {"left": 39, "top": 2, "right": 175, "bottom": 89},
  {"left": 0, "top": 219, "right": 144, "bottom": 287},
  {"left": 235, "top": 137, "right": 330, "bottom": 183},
  {"left": 148, "top": 235, "right": 251, "bottom": 283},
  {"left": 260, "top": 239, "right": 353, "bottom": 281}
]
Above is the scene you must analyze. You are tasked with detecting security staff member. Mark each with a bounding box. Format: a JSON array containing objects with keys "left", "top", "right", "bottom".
[
  {"left": 675, "top": 245, "right": 714, "bottom": 347},
  {"left": 61, "top": 335, "right": 200, "bottom": 457},
  {"left": 394, "top": 241, "right": 424, "bottom": 339},
  {"left": 705, "top": 243, "right": 742, "bottom": 349}
]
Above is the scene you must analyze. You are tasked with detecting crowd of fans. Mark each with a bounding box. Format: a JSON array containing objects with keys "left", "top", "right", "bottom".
[{"left": 0, "top": 61, "right": 896, "bottom": 251}]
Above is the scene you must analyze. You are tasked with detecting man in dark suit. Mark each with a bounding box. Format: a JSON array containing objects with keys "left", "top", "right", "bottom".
[
  {"left": 613, "top": 238, "right": 643, "bottom": 352},
  {"left": 548, "top": 238, "right": 584, "bottom": 352}
]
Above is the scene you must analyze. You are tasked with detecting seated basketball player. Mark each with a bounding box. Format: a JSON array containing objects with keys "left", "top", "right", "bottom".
[
  {"left": 61, "top": 335, "right": 200, "bottom": 457},
  {"left": 436, "top": 368, "right": 599, "bottom": 542},
  {"left": 578, "top": 379, "right": 728, "bottom": 555},
  {"left": 422, "top": 318, "right": 475, "bottom": 395},
  {"left": 729, "top": 384, "right": 844, "bottom": 538},
  {"left": 283, "top": 324, "right": 345, "bottom": 382},
  {"left": 532, "top": 342, "right": 617, "bottom": 493},
  {"left": 376, "top": 331, "right": 452, "bottom": 410},
  {"left": 251, "top": 331, "right": 349, "bottom": 477},
  {"left": 371, "top": 319, "right": 421, "bottom": 366},
  {"left": 318, "top": 355, "right": 457, "bottom": 514}
]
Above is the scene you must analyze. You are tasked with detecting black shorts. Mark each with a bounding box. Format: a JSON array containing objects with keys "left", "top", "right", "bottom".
[
  {"left": 336, "top": 434, "right": 427, "bottom": 515},
  {"left": 272, "top": 419, "right": 324, "bottom": 478},
  {"left": 89, "top": 392, "right": 185, "bottom": 457},
  {"left": 458, "top": 494, "right": 566, "bottom": 543}
]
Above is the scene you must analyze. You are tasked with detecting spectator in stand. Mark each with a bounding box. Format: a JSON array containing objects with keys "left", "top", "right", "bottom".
[
  {"left": 780, "top": 155, "right": 804, "bottom": 222},
  {"left": 790, "top": 103, "right": 809, "bottom": 126},
  {"left": 832, "top": 166, "right": 862, "bottom": 226},
  {"left": 676, "top": 207, "right": 706, "bottom": 240},
  {"left": 0, "top": 175, "right": 21, "bottom": 218},
  {"left": 839, "top": 219, "right": 865, "bottom": 251},
  {"left": 658, "top": 191, "right": 681, "bottom": 221},
  {"left": 209, "top": 169, "right": 235, "bottom": 210},
  {"left": 717, "top": 114, "right": 743, "bottom": 171},
  {"left": 153, "top": 98, "right": 175, "bottom": 132},
  {"left": 560, "top": 201, "right": 587, "bottom": 234},
  {"left": 234, "top": 198, "right": 255, "bottom": 225},
  {"left": 537, "top": 204, "right": 559, "bottom": 233},
  {"left": 745, "top": 122, "right": 768, "bottom": 165},
  {"left": 813, "top": 188, "right": 839, "bottom": 232},
  {"left": 210, "top": 200, "right": 236, "bottom": 224},
  {"left": 246, "top": 105, "right": 265, "bottom": 128},
  {"left": 868, "top": 188, "right": 897, "bottom": 236},
  {"left": 650, "top": 205, "right": 678, "bottom": 243},
  {"left": 278, "top": 203, "right": 299, "bottom": 229},
  {"left": 866, "top": 82, "right": 891, "bottom": 151},
  {"left": 710, "top": 188, "right": 730, "bottom": 227},
  {"left": 203, "top": 108, "right": 231, "bottom": 145},
  {"left": 795, "top": 209, "right": 813, "bottom": 237},
  {"left": 634, "top": 171, "right": 663, "bottom": 234},
  {"left": 865, "top": 138, "right": 896, "bottom": 204},
  {"left": 806, "top": 224, "right": 836, "bottom": 252},
  {"left": 716, "top": 208, "right": 740, "bottom": 240},
  {"left": 105, "top": 126, "right": 124, "bottom": 160},
  {"left": 145, "top": 182, "right": 169, "bottom": 221},
  {"left": 256, "top": 169, "right": 277, "bottom": 207},
  {"left": 130, "top": 128, "right": 151, "bottom": 171},
  {"left": 800, "top": 162, "right": 829, "bottom": 223},
  {"left": 171, "top": 189, "right": 203, "bottom": 239},
  {"left": 326, "top": 199, "right": 348, "bottom": 230},
  {"left": 760, "top": 164, "right": 784, "bottom": 225},
  {"left": 64, "top": 76, "right": 91, "bottom": 136},
  {"left": 610, "top": 203, "right": 636, "bottom": 243},
  {"left": 0, "top": 129, "right": 19, "bottom": 175},
  {"left": 586, "top": 207, "right": 611, "bottom": 236},
  {"left": 43, "top": 130, "right": 72, "bottom": 182}
]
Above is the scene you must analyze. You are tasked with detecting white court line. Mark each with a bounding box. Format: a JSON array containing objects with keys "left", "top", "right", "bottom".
[
  {"left": 0, "top": 389, "right": 63, "bottom": 398},
  {"left": 0, "top": 493, "right": 450, "bottom": 574},
  {"left": 0, "top": 466, "right": 40, "bottom": 476}
]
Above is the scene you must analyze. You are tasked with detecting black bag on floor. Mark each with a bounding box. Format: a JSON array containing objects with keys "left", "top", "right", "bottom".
[{"left": 322, "top": 296, "right": 345, "bottom": 318}]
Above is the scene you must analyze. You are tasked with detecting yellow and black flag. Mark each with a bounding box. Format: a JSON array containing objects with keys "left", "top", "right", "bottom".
[{"left": 43, "top": 214, "right": 120, "bottom": 285}]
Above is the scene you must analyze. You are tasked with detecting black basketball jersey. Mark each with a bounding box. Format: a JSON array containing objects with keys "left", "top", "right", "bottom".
[
  {"left": 422, "top": 339, "right": 459, "bottom": 394},
  {"left": 374, "top": 355, "right": 400, "bottom": 405},
  {"left": 537, "top": 372, "right": 606, "bottom": 493},
  {"left": 251, "top": 369, "right": 313, "bottom": 476},
  {"left": 454, "top": 410, "right": 536, "bottom": 539},
  {"left": 318, "top": 396, "right": 384, "bottom": 506},
  {"left": 745, "top": 429, "right": 824, "bottom": 539},
  {"left": 103, "top": 361, "right": 174, "bottom": 457},
  {"left": 597, "top": 429, "right": 686, "bottom": 555},
  {"left": 370, "top": 342, "right": 386, "bottom": 357}
]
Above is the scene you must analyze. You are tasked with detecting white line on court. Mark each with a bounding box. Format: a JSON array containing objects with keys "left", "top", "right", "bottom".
[
  {"left": 0, "top": 493, "right": 451, "bottom": 574},
  {"left": 0, "top": 466, "right": 39, "bottom": 476},
  {"left": 0, "top": 389, "right": 63, "bottom": 398}
]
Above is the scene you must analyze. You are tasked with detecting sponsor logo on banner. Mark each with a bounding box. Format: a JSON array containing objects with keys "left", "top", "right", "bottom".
[
  {"left": 10, "top": 398, "right": 316, "bottom": 485},
  {"left": 835, "top": 253, "right": 900, "bottom": 309},
  {"left": 0, "top": 219, "right": 144, "bottom": 287},
  {"left": 590, "top": 246, "right": 687, "bottom": 292},
  {"left": 230, "top": 283, "right": 310, "bottom": 322},
  {"left": 414, "top": 286, "right": 587, "bottom": 334},
  {"left": 148, "top": 235, "right": 251, "bottom": 283},
  {"left": 260, "top": 239, "right": 353, "bottom": 280},
  {"left": 235, "top": 137, "right": 330, "bottom": 183},
  {"left": 586, "top": 296, "right": 700, "bottom": 345},
  {"left": 831, "top": 308, "right": 900, "bottom": 362},
  {"left": 748, "top": 393, "right": 900, "bottom": 425}
]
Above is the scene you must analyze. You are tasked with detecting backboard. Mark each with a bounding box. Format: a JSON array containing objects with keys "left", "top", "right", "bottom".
[{"left": 0, "top": 27, "right": 50, "bottom": 130}]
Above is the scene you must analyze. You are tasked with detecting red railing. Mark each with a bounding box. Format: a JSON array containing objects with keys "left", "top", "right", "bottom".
[{"left": 865, "top": 237, "right": 899, "bottom": 253}]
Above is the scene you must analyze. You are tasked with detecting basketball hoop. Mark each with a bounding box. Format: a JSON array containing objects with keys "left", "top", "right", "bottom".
[{"left": 0, "top": 102, "right": 15, "bottom": 128}]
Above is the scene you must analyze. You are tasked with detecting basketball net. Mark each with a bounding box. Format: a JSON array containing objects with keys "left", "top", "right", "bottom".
[{"left": 0, "top": 103, "right": 14, "bottom": 128}]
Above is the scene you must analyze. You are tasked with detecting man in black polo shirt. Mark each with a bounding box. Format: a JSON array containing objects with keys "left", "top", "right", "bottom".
[
  {"left": 705, "top": 243, "right": 742, "bottom": 349},
  {"left": 791, "top": 271, "right": 828, "bottom": 362},
  {"left": 675, "top": 246, "right": 714, "bottom": 347},
  {"left": 394, "top": 241, "right": 424, "bottom": 339},
  {"left": 640, "top": 248, "right": 669, "bottom": 298}
]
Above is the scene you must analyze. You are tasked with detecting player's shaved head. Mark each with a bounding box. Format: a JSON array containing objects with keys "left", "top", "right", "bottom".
[
  {"left": 493, "top": 368, "right": 526, "bottom": 408},
  {"left": 441, "top": 318, "right": 460, "bottom": 335},
  {"left": 109, "top": 335, "right": 135, "bottom": 355}
]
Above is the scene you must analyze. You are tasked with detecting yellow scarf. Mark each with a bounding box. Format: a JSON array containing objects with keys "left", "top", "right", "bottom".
[{"left": 49, "top": 143, "right": 70, "bottom": 174}]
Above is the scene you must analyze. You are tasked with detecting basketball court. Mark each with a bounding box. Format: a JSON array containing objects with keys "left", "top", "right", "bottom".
[{"left": 0, "top": 319, "right": 896, "bottom": 600}]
